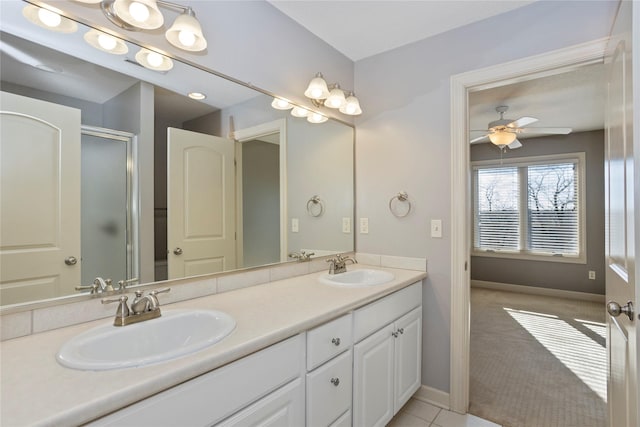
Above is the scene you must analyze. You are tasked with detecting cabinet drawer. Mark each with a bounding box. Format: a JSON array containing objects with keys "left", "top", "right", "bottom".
[
  {"left": 307, "top": 313, "right": 352, "bottom": 371},
  {"left": 353, "top": 282, "right": 422, "bottom": 343},
  {"left": 306, "top": 349, "right": 353, "bottom": 427}
]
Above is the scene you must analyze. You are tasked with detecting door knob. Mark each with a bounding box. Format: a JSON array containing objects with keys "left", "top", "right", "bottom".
[
  {"left": 173, "top": 247, "right": 183, "bottom": 255},
  {"left": 607, "top": 300, "right": 634, "bottom": 321},
  {"left": 65, "top": 256, "right": 78, "bottom": 266}
]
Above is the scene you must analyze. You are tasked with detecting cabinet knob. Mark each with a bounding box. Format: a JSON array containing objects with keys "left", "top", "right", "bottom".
[
  {"left": 330, "top": 377, "right": 340, "bottom": 386},
  {"left": 398, "top": 328, "right": 404, "bottom": 335},
  {"left": 331, "top": 337, "right": 341, "bottom": 346},
  {"left": 392, "top": 331, "right": 398, "bottom": 338}
]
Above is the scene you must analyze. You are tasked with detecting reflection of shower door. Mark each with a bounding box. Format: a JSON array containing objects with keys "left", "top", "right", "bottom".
[
  {"left": 81, "top": 127, "right": 138, "bottom": 286},
  {"left": 0, "top": 91, "right": 81, "bottom": 305},
  {"left": 167, "top": 128, "right": 236, "bottom": 279}
]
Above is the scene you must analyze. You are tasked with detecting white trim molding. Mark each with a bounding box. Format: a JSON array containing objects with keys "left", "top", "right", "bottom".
[
  {"left": 413, "top": 385, "right": 450, "bottom": 410},
  {"left": 471, "top": 280, "right": 605, "bottom": 303},
  {"left": 449, "top": 37, "right": 608, "bottom": 414}
]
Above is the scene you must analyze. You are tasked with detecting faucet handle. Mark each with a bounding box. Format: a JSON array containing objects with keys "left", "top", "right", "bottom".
[
  {"left": 117, "top": 277, "right": 139, "bottom": 291},
  {"left": 149, "top": 288, "right": 171, "bottom": 296},
  {"left": 102, "top": 295, "right": 130, "bottom": 319},
  {"left": 75, "top": 283, "right": 99, "bottom": 294}
]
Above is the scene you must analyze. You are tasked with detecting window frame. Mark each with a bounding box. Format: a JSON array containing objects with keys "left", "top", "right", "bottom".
[{"left": 471, "top": 152, "right": 587, "bottom": 264}]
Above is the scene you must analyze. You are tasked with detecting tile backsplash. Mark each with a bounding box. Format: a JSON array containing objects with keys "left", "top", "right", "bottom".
[{"left": 1, "top": 253, "right": 426, "bottom": 341}]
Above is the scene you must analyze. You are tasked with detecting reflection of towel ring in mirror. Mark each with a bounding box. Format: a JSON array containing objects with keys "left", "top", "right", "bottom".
[
  {"left": 389, "top": 191, "right": 412, "bottom": 218},
  {"left": 307, "top": 195, "right": 325, "bottom": 217}
]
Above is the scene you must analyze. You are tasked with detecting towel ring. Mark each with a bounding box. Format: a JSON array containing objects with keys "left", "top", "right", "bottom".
[
  {"left": 389, "top": 191, "right": 412, "bottom": 218},
  {"left": 307, "top": 195, "right": 325, "bottom": 217}
]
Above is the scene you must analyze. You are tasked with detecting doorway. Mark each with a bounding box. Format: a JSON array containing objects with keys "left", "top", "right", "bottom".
[{"left": 448, "top": 38, "right": 608, "bottom": 413}]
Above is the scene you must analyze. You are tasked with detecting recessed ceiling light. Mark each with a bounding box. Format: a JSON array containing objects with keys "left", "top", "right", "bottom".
[{"left": 188, "top": 92, "right": 206, "bottom": 100}]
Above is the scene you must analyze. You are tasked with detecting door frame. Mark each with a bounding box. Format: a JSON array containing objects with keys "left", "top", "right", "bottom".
[
  {"left": 449, "top": 37, "right": 609, "bottom": 412},
  {"left": 232, "top": 119, "right": 288, "bottom": 265}
]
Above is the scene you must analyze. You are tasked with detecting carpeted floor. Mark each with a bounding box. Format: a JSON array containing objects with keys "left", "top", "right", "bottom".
[{"left": 469, "top": 287, "right": 607, "bottom": 427}]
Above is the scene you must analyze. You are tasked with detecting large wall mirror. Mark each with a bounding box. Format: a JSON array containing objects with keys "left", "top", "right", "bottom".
[{"left": 0, "top": 0, "right": 355, "bottom": 308}]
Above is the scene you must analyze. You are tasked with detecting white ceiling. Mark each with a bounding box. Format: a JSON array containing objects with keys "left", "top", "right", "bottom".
[{"left": 268, "top": 0, "right": 537, "bottom": 61}]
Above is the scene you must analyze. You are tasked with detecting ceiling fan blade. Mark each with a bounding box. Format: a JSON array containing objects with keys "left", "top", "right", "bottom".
[
  {"left": 470, "top": 134, "right": 489, "bottom": 144},
  {"left": 506, "top": 116, "right": 538, "bottom": 128},
  {"left": 519, "top": 127, "right": 572, "bottom": 135},
  {"left": 507, "top": 139, "right": 522, "bottom": 149}
]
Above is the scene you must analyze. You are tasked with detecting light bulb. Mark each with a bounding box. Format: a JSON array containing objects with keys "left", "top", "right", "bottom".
[
  {"left": 488, "top": 130, "right": 517, "bottom": 146},
  {"left": 291, "top": 106, "right": 310, "bottom": 118},
  {"left": 146, "top": 52, "right": 163, "bottom": 67},
  {"left": 129, "top": 1, "right": 150, "bottom": 23},
  {"left": 38, "top": 8, "right": 61, "bottom": 27},
  {"left": 271, "top": 98, "right": 293, "bottom": 110},
  {"left": 178, "top": 30, "right": 196, "bottom": 47},
  {"left": 97, "top": 34, "right": 117, "bottom": 51},
  {"left": 307, "top": 112, "right": 328, "bottom": 124}
]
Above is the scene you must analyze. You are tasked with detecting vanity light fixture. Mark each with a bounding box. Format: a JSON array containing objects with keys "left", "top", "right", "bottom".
[
  {"left": 23, "top": 4, "right": 78, "bottom": 33},
  {"left": 290, "top": 106, "right": 310, "bottom": 118},
  {"left": 271, "top": 97, "right": 293, "bottom": 110},
  {"left": 188, "top": 92, "right": 206, "bottom": 100},
  {"left": 304, "top": 72, "right": 362, "bottom": 116},
  {"left": 307, "top": 112, "right": 328, "bottom": 124},
  {"left": 84, "top": 29, "right": 129, "bottom": 54},
  {"left": 488, "top": 130, "right": 517, "bottom": 146},
  {"left": 135, "top": 47, "right": 173, "bottom": 71},
  {"left": 83, "top": 0, "right": 208, "bottom": 52}
]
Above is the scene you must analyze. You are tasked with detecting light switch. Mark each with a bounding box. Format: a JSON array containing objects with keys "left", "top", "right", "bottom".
[
  {"left": 342, "top": 217, "right": 351, "bottom": 233},
  {"left": 360, "top": 218, "right": 369, "bottom": 234},
  {"left": 431, "top": 219, "right": 442, "bottom": 238},
  {"left": 292, "top": 218, "right": 299, "bottom": 233}
]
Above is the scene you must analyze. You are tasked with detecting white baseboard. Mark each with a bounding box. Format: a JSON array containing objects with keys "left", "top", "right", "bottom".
[
  {"left": 413, "top": 385, "right": 450, "bottom": 410},
  {"left": 471, "top": 279, "right": 605, "bottom": 303}
]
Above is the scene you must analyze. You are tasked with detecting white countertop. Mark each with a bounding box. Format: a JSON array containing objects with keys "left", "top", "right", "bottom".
[{"left": 1, "top": 265, "right": 425, "bottom": 427}]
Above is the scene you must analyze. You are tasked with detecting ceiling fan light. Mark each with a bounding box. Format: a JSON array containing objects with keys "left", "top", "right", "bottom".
[
  {"left": 113, "top": 0, "right": 163, "bottom": 30},
  {"left": 84, "top": 29, "right": 129, "bottom": 54},
  {"left": 307, "top": 112, "right": 328, "bottom": 124},
  {"left": 291, "top": 106, "right": 310, "bottom": 118},
  {"left": 339, "top": 92, "right": 362, "bottom": 115},
  {"left": 23, "top": 5, "right": 78, "bottom": 33},
  {"left": 271, "top": 97, "right": 293, "bottom": 110},
  {"left": 304, "top": 73, "right": 330, "bottom": 100},
  {"left": 488, "top": 130, "right": 516, "bottom": 146},
  {"left": 165, "top": 10, "right": 207, "bottom": 52},
  {"left": 135, "top": 48, "right": 173, "bottom": 71}
]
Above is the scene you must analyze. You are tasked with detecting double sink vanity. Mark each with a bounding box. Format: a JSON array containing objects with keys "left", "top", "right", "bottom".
[{"left": 1, "top": 262, "right": 426, "bottom": 426}]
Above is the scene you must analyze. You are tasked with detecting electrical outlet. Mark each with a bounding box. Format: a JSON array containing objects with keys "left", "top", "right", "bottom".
[
  {"left": 360, "top": 218, "right": 369, "bottom": 234},
  {"left": 291, "top": 218, "right": 299, "bottom": 233},
  {"left": 342, "top": 217, "right": 351, "bottom": 233},
  {"left": 588, "top": 270, "right": 596, "bottom": 280},
  {"left": 431, "top": 219, "right": 442, "bottom": 238}
]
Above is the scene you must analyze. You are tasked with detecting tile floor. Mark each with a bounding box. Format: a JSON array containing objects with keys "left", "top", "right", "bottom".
[{"left": 388, "top": 397, "right": 501, "bottom": 427}]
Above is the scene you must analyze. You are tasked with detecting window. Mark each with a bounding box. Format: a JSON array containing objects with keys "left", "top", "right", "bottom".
[{"left": 472, "top": 153, "right": 584, "bottom": 262}]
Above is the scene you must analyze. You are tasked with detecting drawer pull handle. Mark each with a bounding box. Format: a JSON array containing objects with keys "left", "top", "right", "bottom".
[
  {"left": 331, "top": 337, "right": 341, "bottom": 346},
  {"left": 330, "top": 377, "right": 340, "bottom": 386},
  {"left": 398, "top": 328, "right": 404, "bottom": 335}
]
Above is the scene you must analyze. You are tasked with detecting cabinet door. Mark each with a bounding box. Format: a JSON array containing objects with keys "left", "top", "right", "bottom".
[
  {"left": 393, "top": 307, "right": 422, "bottom": 413},
  {"left": 216, "top": 378, "right": 304, "bottom": 427},
  {"left": 306, "top": 350, "right": 352, "bottom": 427},
  {"left": 353, "top": 324, "right": 395, "bottom": 427}
]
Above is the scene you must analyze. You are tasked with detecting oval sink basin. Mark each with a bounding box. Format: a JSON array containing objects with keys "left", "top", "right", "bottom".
[
  {"left": 56, "top": 309, "right": 235, "bottom": 371},
  {"left": 319, "top": 269, "right": 395, "bottom": 287}
]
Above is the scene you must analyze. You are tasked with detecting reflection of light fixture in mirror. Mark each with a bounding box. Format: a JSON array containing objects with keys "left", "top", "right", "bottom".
[
  {"left": 304, "top": 72, "right": 362, "bottom": 115},
  {"left": 307, "top": 112, "right": 328, "bottom": 124},
  {"left": 271, "top": 97, "right": 293, "bottom": 110},
  {"left": 91, "top": 0, "right": 208, "bottom": 52},
  {"left": 489, "top": 130, "right": 517, "bottom": 146},
  {"left": 23, "top": 4, "right": 78, "bottom": 33},
  {"left": 135, "top": 48, "right": 173, "bottom": 71},
  {"left": 188, "top": 92, "right": 206, "bottom": 100},
  {"left": 84, "top": 29, "right": 128, "bottom": 54},
  {"left": 291, "top": 106, "right": 310, "bottom": 118},
  {"left": 339, "top": 92, "right": 362, "bottom": 115}
]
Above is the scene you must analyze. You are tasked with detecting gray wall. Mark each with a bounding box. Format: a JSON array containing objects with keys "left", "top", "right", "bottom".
[
  {"left": 470, "top": 130, "right": 605, "bottom": 295},
  {"left": 353, "top": 1, "right": 617, "bottom": 393}
]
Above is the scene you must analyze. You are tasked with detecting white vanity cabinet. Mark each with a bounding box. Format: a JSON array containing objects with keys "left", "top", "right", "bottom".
[
  {"left": 305, "top": 313, "right": 353, "bottom": 427},
  {"left": 87, "top": 334, "right": 305, "bottom": 427},
  {"left": 352, "top": 282, "right": 422, "bottom": 427}
]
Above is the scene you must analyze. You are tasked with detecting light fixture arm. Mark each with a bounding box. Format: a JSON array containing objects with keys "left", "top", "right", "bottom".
[{"left": 101, "top": 0, "right": 195, "bottom": 31}]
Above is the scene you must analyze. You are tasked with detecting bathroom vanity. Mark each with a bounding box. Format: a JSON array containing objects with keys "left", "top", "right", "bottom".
[{"left": 0, "top": 265, "right": 425, "bottom": 426}]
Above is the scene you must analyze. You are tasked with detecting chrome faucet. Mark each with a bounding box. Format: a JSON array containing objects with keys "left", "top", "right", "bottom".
[
  {"left": 327, "top": 254, "right": 357, "bottom": 274},
  {"left": 102, "top": 288, "right": 171, "bottom": 326},
  {"left": 289, "top": 250, "right": 315, "bottom": 261},
  {"left": 75, "top": 277, "right": 116, "bottom": 294}
]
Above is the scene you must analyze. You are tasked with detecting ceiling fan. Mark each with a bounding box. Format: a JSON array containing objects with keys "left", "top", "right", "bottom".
[{"left": 470, "top": 105, "right": 572, "bottom": 149}]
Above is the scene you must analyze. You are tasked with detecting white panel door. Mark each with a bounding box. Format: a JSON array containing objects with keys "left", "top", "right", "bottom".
[
  {"left": 0, "top": 91, "right": 81, "bottom": 305},
  {"left": 393, "top": 307, "right": 422, "bottom": 413},
  {"left": 604, "top": 2, "right": 637, "bottom": 426},
  {"left": 353, "top": 323, "right": 395, "bottom": 427},
  {"left": 167, "top": 128, "right": 236, "bottom": 279}
]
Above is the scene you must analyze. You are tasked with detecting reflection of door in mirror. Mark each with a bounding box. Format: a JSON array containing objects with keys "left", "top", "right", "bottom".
[
  {"left": 167, "top": 128, "right": 236, "bottom": 279},
  {"left": 0, "top": 91, "right": 81, "bottom": 305},
  {"left": 80, "top": 127, "right": 137, "bottom": 287}
]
